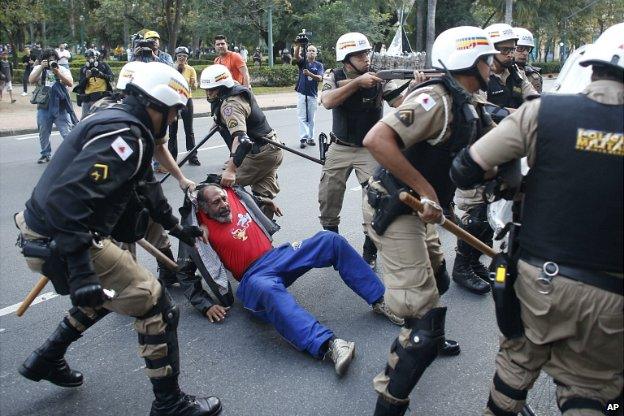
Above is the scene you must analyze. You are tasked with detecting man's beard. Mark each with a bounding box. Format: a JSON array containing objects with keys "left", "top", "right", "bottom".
[{"left": 210, "top": 209, "right": 232, "bottom": 223}]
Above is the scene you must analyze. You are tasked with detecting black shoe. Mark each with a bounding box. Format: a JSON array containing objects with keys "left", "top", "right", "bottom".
[
  {"left": 323, "top": 226, "right": 339, "bottom": 233},
  {"left": 188, "top": 157, "right": 201, "bottom": 166},
  {"left": 471, "top": 258, "right": 491, "bottom": 282},
  {"left": 19, "top": 320, "right": 83, "bottom": 387},
  {"left": 439, "top": 339, "right": 461, "bottom": 356},
  {"left": 452, "top": 253, "right": 490, "bottom": 294},
  {"left": 362, "top": 235, "right": 377, "bottom": 268},
  {"left": 37, "top": 155, "right": 50, "bottom": 164},
  {"left": 158, "top": 247, "right": 178, "bottom": 287},
  {"left": 306, "top": 138, "right": 316, "bottom": 146},
  {"left": 150, "top": 376, "right": 222, "bottom": 416},
  {"left": 299, "top": 140, "right": 307, "bottom": 149}
]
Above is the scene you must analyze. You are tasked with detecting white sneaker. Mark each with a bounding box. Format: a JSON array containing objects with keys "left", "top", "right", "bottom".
[
  {"left": 373, "top": 299, "right": 405, "bottom": 326},
  {"left": 325, "top": 338, "right": 355, "bottom": 376},
  {"left": 21, "top": 92, "right": 28, "bottom": 96}
]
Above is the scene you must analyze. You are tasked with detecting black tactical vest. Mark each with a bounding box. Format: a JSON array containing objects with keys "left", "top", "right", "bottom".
[
  {"left": 25, "top": 106, "right": 154, "bottom": 237},
  {"left": 211, "top": 85, "right": 273, "bottom": 148},
  {"left": 331, "top": 68, "right": 383, "bottom": 146},
  {"left": 520, "top": 93, "right": 623, "bottom": 272},
  {"left": 398, "top": 77, "right": 487, "bottom": 209},
  {"left": 487, "top": 69, "right": 524, "bottom": 109}
]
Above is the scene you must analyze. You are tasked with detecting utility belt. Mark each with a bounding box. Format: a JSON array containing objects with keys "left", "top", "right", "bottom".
[
  {"left": 366, "top": 169, "right": 414, "bottom": 236},
  {"left": 520, "top": 252, "right": 623, "bottom": 296},
  {"left": 330, "top": 132, "right": 362, "bottom": 148}
]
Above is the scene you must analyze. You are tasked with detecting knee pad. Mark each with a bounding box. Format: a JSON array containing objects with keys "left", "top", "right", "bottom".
[
  {"left": 137, "top": 289, "right": 180, "bottom": 376},
  {"left": 386, "top": 307, "right": 447, "bottom": 400}
]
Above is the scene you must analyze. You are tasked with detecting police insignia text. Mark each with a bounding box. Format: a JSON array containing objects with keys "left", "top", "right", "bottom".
[{"left": 575, "top": 128, "right": 623, "bottom": 156}]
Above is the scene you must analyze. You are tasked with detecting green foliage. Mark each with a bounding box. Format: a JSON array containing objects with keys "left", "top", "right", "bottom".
[
  {"left": 249, "top": 65, "right": 298, "bottom": 87},
  {"left": 538, "top": 60, "right": 561, "bottom": 74}
]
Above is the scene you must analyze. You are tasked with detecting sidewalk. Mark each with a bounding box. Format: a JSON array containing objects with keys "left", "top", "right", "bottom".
[{"left": 0, "top": 89, "right": 298, "bottom": 137}]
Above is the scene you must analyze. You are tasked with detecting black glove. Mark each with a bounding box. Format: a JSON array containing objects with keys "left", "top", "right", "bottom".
[
  {"left": 66, "top": 249, "right": 107, "bottom": 308},
  {"left": 169, "top": 224, "right": 203, "bottom": 246}
]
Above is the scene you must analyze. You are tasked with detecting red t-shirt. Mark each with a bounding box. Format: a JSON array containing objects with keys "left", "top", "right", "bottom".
[
  {"left": 197, "top": 188, "right": 272, "bottom": 280},
  {"left": 214, "top": 51, "right": 246, "bottom": 85}
]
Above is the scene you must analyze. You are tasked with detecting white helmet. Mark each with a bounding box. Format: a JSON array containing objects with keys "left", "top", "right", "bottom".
[
  {"left": 485, "top": 23, "right": 518, "bottom": 45},
  {"left": 116, "top": 61, "right": 146, "bottom": 90},
  {"left": 431, "top": 26, "right": 498, "bottom": 71},
  {"left": 579, "top": 22, "right": 624, "bottom": 71},
  {"left": 200, "top": 64, "right": 235, "bottom": 89},
  {"left": 335, "top": 32, "right": 372, "bottom": 61},
  {"left": 514, "top": 27, "right": 535, "bottom": 48},
  {"left": 125, "top": 62, "right": 190, "bottom": 109}
]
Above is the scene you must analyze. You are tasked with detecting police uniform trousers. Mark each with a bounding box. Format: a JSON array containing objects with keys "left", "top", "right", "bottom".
[
  {"left": 318, "top": 143, "right": 377, "bottom": 229},
  {"left": 485, "top": 260, "right": 623, "bottom": 416},
  {"left": 16, "top": 211, "right": 174, "bottom": 379},
  {"left": 120, "top": 217, "right": 172, "bottom": 259},
  {"left": 363, "top": 202, "right": 441, "bottom": 403},
  {"left": 236, "top": 231, "right": 384, "bottom": 359},
  {"left": 236, "top": 135, "right": 283, "bottom": 217}
]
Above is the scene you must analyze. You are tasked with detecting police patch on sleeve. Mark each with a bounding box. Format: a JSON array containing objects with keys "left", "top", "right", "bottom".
[
  {"left": 227, "top": 119, "right": 238, "bottom": 129},
  {"left": 223, "top": 106, "right": 234, "bottom": 117},
  {"left": 111, "top": 136, "right": 134, "bottom": 161},
  {"left": 415, "top": 93, "right": 436, "bottom": 111},
  {"left": 395, "top": 109, "right": 414, "bottom": 127},
  {"left": 322, "top": 83, "right": 332, "bottom": 91},
  {"left": 89, "top": 163, "right": 109, "bottom": 183}
]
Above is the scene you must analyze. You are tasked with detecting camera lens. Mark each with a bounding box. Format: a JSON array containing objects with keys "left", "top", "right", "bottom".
[{"left": 50, "top": 62, "right": 59, "bottom": 69}]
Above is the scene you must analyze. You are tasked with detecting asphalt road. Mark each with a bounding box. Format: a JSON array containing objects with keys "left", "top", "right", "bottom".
[{"left": 0, "top": 81, "right": 555, "bottom": 416}]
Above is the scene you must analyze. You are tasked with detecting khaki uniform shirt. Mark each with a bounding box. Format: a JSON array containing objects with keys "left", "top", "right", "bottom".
[
  {"left": 320, "top": 69, "right": 401, "bottom": 107},
  {"left": 491, "top": 67, "right": 539, "bottom": 100},
  {"left": 218, "top": 94, "right": 274, "bottom": 139},
  {"left": 472, "top": 79, "right": 624, "bottom": 169}
]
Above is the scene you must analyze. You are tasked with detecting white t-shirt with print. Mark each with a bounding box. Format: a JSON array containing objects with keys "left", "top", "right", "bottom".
[
  {"left": 56, "top": 49, "right": 72, "bottom": 65},
  {"left": 31, "top": 65, "right": 73, "bottom": 87}
]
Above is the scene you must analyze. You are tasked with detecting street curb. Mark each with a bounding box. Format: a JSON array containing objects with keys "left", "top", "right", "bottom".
[{"left": 0, "top": 103, "right": 297, "bottom": 138}]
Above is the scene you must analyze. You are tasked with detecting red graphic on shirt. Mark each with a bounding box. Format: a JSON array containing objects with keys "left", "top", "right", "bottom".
[{"left": 197, "top": 188, "right": 272, "bottom": 280}]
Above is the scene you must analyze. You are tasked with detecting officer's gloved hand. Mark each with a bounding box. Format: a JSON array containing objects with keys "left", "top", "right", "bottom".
[
  {"left": 169, "top": 224, "right": 203, "bottom": 246},
  {"left": 66, "top": 249, "right": 107, "bottom": 308}
]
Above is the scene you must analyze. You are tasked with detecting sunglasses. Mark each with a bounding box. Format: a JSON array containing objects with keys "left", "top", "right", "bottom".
[
  {"left": 497, "top": 47, "right": 516, "bottom": 55},
  {"left": 516, "top": 46, "right": 532, "bottom": 53},
  {"left": 480, "top": 55, "right": 494, "bottom": 66}
]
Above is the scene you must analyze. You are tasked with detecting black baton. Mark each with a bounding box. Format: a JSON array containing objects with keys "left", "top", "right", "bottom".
[{"left": 160, "top": 125, "right": 220, "bottom": 183}]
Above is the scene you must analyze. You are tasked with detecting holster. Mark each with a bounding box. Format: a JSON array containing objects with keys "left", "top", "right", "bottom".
[
  {"left": 17, "top": 234, "right": 70, "bottom": 295},
  {"left": 367, "top": 169, "right": 413, "bottom": 236},
  {"left": 489, "top": 223, "right": 524, "bottom": 339},
  {"left": 110, "top": 189, "right": 149, "bottom": 243},
  {"left": 319, "top": 132, "right": 330, "bottom": 163}
]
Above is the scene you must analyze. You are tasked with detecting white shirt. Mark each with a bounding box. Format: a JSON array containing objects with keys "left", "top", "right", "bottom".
[
  {"left": 56, "top": 49, "right": 72, "bottom": 65},
  {"left": 31, "top": 65, "right": 73, "bottom": 87}
]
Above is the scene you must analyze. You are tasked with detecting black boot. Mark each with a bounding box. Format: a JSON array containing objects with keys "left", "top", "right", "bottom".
[
  {"left": 323, "top": 225, "right": 339, "bottom": 233},
  {"left": 452, "top": 251, "right": 490, "bottom": 294},
  {"left": 439, "top": 339, "right": 461, "bottom": 356},
  {"left": 470, "top": 251, "right": 491, "bottom": 282},
  {"left": 19, "top": 318, "right": 84, "bottom": 387},
  {"left": 373, "top": 395, "right": 408, "bottom": 416},
  {"left": 158, "top": 247, "right": 178, "bottom": 287},
  {"left": 363, "top": 235, "right": 377, "bottom": 268},
  {"left": 433, "top": 260, "right": 450, "bottom": 296},
  {"left": 150, "top": 376, "right": 222, "bottom": 416}
]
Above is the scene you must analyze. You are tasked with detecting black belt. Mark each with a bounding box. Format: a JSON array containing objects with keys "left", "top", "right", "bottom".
[
  {"left": 520, "top": 253, "right": 623, "bottom": 296},
  {"left": 330, "top": 132, "right": 362, "bottom": 148}
]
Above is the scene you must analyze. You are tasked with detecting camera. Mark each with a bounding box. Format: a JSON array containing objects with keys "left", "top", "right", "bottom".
[
  {"left": 50, "top": 61, "right": 59, "bottom": 69},
  {"left": 296, "top": 29, "right": 309, "bottom": 45},
  {"left": 131, "top": 33, "right": 156, "bottom": 57}
]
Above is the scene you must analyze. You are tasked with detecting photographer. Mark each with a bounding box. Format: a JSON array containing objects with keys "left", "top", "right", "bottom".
[
  {"left": 294, "top": 31, "right": 323, "bottom": 148},
  {"left": 132, "top": 30, "right": 173, "bottom": 66},
  {"left": 28, "top": 48, "right": 77, "bottom": 164},
  {"left": 74, "top": 49, "right": 113, "bottom": 119}
]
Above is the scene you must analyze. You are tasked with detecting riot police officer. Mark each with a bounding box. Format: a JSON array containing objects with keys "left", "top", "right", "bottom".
[
  {"left": 514, "top": 27, "right": 543, "bottom": 93},
  {"left": 15, "top": 62, "right": 222, "bottom": 416},
  {"left": 450, "top": 22, "right": 623, "bottom": 416},
  {"left": 362, "top": 26, "right": 498, "bottom": 415},
  {"left": 200, "top": 64, "right": 283, "bottom": 219},
  {"left": 319, "top": 32, "right": 403, "bottom": 268}
]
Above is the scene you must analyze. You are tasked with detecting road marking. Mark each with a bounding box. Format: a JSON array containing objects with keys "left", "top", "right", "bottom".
[
  {"left": 179, "top": 144, "right": 226, "bottom": 155},
  {"left": 13, "top": 132, "right": 61, "bottom": 141},
  {"left": 0, "top": 291, "right": 59, "bottom": 317}
]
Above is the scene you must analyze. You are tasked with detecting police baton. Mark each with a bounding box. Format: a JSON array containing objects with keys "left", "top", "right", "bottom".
[
  {"left": 16, "top": 239, "right": 179, "bottom": 317},
  {"left": 399, "top": 192, "right": 497, "bottom": 258},
  {"left": 160, "top": 125, "right": 220, "bottom": 183},
  {"left": 264, "top": 139, "right": 324, "bottom": 165}
]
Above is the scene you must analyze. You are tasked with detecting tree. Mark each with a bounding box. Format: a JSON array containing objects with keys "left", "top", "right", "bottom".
[
  {"left": 0, "top": 0, "right": 43, "bottom": 63},
  {"left": 504, "top": 0, "right": 512, "bottom": 24},
  {"left": 425, "top": 0, "right": 437, "bottom": 66}
]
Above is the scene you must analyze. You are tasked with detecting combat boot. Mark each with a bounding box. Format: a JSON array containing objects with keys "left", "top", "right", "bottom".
[
  {"left": 470, "top": 251, "right": 491, "bottom": 282},
  {"left": 362, "top": 235, "right": 377, "bottom": 268},
  {"left": 158, "top": 247, "right": 178, "bottom": 287},
  {"left": 372, "top": 298, "right": 404, "bottom": 326},
  {"left": 19, "top": 319, "right": 84, "bottom": 387},
  {"left": 150, "top": 376, "right": 222, "bottom": 416},
  {"left": 324, "top": 338, "right": 355, "bottom": 376},
  {"left": 452, "top": 252, "right": 490, "bottom": 294},
  {"left": 322, "top": 225, "right": 339, "bottom": 233},
  {"left": 434, "top": 260, "right": 451, "bottom": 296},
  {"left": 373, "top": 396, "right": 409, "bottom": 416}
]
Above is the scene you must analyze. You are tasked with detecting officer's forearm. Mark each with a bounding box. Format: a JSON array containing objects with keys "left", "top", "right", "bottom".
[
  {"left": 154, "top": 143, "right": 185, "bottom": 180},
  {"left": 321, "top": 80, "right": 359, "bottom": 109}
]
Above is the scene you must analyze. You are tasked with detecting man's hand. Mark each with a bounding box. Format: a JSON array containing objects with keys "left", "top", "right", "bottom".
[
  {"left": 169, "top": 224, "right": 204, "bottom": 246},
  {"left": 302, "top": 69, "right": 312, "bottom": 77},
  {"left": 178, "top": 177, "right": 196, "bottom": 192},
  {"left": 200, "top": 225, "right": 209, "bottom": 244},
  {"left": 357, "top": 72, "right": 383, "bottom": 89},
  {"left": 205, "top": 305, "right": 230, "bottom": 323},
  {"left": 418, "top": 197, "right": 444, "bottom": 224},
  {"left": 264, "top": 200, "right": 283, "bottom": 217},
  {"left": 220, "top": 167, "right": 236, "bottom": 187}
]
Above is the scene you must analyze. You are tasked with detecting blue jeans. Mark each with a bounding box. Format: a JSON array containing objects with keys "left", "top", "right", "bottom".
[
  {"left": 297, "top": 92, "right": 317, "bottom": 141},
  {"left": 236, "top": 231, "right": 385, "bottom": 358},
  {"left": 37, "top": 107, "right": 72, "bottom": 157}
]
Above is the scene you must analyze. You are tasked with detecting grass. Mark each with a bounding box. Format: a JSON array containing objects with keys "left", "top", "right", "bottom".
[{"left": 190, "top": 85, "right": 294, "bottom": 99}]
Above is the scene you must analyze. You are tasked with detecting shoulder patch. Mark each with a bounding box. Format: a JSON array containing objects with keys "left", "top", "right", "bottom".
[
  {"left": 395, "top": 109, "right": 414, "bottom": 127},
  {"left": 89, "top": 163, "right": 109, "bottom": 183},
  {"left": 415, "top": 93, "right": 436, "bottom": 111},
  {"left": 222, "top": 106, "right": 234, "bottom": 117},
  {"left": 111, "top": 136, "right": 134, "bottom": 161},
  {"left": 227, "top": 119, "right": 239, "bottom": 129}
]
